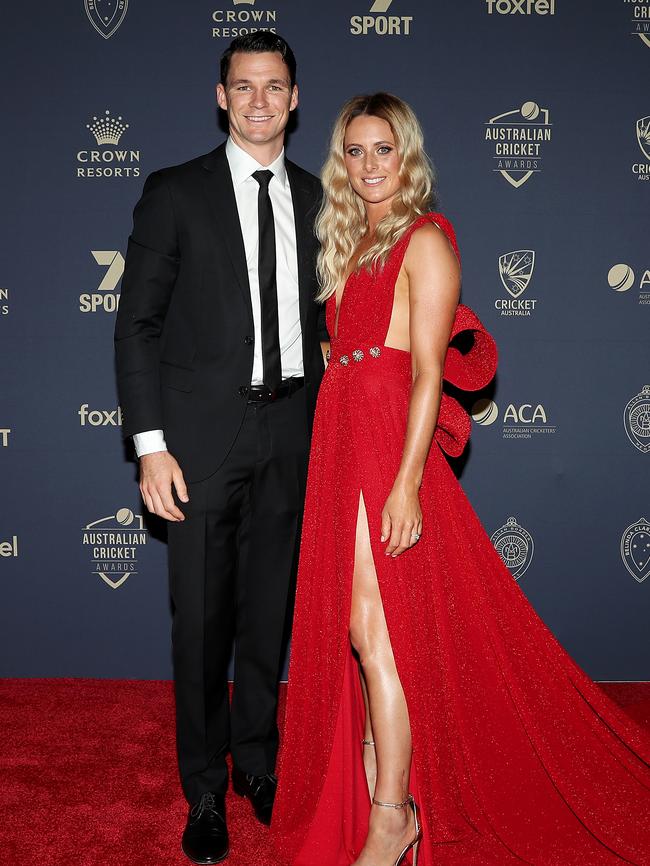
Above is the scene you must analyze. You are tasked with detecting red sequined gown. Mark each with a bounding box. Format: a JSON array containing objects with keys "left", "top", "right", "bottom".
[{"left": 270, "top": 214, "right": 650, "bottom": 866}]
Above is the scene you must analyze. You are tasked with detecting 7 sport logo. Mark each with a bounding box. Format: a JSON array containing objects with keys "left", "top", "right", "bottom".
[
  {"left": 79, "top": 250, "right": 125, "bottom": 313},
  {"left": 350, "top": 0, "right": 413, "bottom": 35}
]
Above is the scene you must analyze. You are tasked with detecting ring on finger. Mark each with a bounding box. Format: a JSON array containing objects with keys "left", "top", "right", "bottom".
[{"left": 411, "top": 532, "right": 421, "bottom": 541}]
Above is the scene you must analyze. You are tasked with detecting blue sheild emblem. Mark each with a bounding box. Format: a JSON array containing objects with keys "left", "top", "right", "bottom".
[{"left": 84, "top": 0, "right": 129, "bottom": 39}]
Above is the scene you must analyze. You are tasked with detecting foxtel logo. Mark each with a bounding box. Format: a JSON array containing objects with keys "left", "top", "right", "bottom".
[{"left": 79, "top": 405, "right": 123, "bottom": 426}]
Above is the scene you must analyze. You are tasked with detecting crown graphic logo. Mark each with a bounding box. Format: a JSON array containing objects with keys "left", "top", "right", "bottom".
[{"left": 86, "top": 110, "right": 129, "bottom": 146}]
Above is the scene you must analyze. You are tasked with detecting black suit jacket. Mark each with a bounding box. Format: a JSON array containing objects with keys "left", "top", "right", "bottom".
[{"left": 114, "top": 142, "right": 327, "bottom": 483}]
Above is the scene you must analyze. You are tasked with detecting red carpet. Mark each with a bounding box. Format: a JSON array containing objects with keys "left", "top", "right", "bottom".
[{"left": 1, "top": 679, "right": 649, "bottom": 866}]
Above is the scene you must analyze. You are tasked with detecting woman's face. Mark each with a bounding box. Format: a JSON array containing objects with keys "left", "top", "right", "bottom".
[{"left": 343, "top": 114, "right": 402, "bottom": 209}]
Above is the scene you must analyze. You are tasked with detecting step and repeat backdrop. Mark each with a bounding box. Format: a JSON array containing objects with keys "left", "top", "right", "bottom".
[{"left": 1, "top": 1, "right": 648, "bottom": 680}]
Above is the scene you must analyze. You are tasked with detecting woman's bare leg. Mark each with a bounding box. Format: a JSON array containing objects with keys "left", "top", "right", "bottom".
[
  {"left": 349, "top": 493, "right": 415, "bottom": 866},
  {"left": 359, "top": 667, "right": 377, "bottom": 797}
]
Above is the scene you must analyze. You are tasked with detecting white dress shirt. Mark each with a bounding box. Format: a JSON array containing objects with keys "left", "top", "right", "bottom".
[{"left": 133, "top": 136, "right": 303, "bottom": 457}]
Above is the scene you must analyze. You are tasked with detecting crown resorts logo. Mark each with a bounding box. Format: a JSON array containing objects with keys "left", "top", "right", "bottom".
[
  {"left": 624, "top": 385, "right": 650, "bottom": 453},
  {"left": 495, "top": 249, "right": 539, "bottom": 316},
  {"left": 0, "top": 535, "right": 18, "bottom": 558},
  {"left": 485, "top": 102, "right": 552, "bottom": 188},
  {"left": 82, "top": 508, "right": 148, "bottom": 589},
  {"left": 625, "top": 0, "right": 650, "bottom": 49},
  {"left": 633, "top": 116, "right": 650, "bottom": 181},
  {"left": 620, "top": 517, "right": 650, "bottom": 582},
  {"left": 485, "top": 0, "right": 555, "bottom": 12},
  {"left": 350, "top": 0, "right": 413, "bottom": 36},
  {"left": 471, "top": 398, "right": 557, "bottom": 439},
  {"left": 0, "top": 429, "right": 10, "bottom": 447},
  {"left": 84, "top": 0, "right": 128, "bottom": 39},
  {"left": 608, "top": 262, "right": 650, "bottom": 305},
  {"left": 76, "top": 110, "right": 140, "bottom": 179},
  {"left": 212, "top": 0, "right": 278, "bottom": 38},
  {"left": 79, "top": 250, "right": 125, "bottom": 313},
  {"left": 0, "top": 287, "right": 7, "bottom": 315},
  {"left": 490, "top": 516, "right": 534, "bottom": 580}
]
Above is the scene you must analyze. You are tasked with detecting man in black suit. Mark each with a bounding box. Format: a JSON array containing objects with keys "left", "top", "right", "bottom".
[{"left": 114, "top": 33, "right": 326, "bottom": 864}]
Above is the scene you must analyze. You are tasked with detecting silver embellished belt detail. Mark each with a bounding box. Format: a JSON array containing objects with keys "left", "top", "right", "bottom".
[{"left": 329, "top": 345, "right": 382, "bottom": 366}]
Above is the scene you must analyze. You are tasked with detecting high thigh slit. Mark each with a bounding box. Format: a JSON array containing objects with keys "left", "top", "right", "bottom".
[{"left": 271, "top": 213, "right": 650, "bottom": 866}]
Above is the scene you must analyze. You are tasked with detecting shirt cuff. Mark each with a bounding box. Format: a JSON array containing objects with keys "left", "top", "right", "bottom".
[{"left": 133, "top": 430, "right": 168, "bottom": 457}]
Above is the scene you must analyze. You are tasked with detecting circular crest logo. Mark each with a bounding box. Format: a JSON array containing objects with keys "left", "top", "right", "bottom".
[
  {"left": 490, "top": 516, "right": 534, "bottom": 580},
  {"left": 624, "top": 385, "right": 650, "bottom": 453}
]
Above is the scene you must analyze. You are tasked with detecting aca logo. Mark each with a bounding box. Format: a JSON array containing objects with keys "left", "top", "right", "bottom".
[
  {"left": 495, "top": 249, "right": 539, "bottom": 316},
  {"left": 212, "top": 0, "right": 278, "bottom": 38},
  {"left": 79, "top": 250, "right": 124, "bottom": 313},
  {"left": 490, "top": 516, "right": 534, "bottom": 580},
  {"left": 620, "top": 518, "right": 650, "bottom": 583},
  {"left": 471, "top": 398, "right": 557, "bottom": 439},
  {"left": 76, "top": 110, "right": 140, "bottom": 179},
  {"left": 78, "top": 405, "right": 122, "bottom": 427},
  {"left": 485, "top": 0, "right": 555, "bottom": 12},
  {"left": 633, "top": 116, "right": 650, "bottom": 181},
  {"left": 0, "top": 287, "right": 7, "bottom": 315},
  {"left": 485, "top": 102, "right": 552, "bottom": 188},
  {"left": 625, "top": 0, "right": 650, "bottom": 49},
  {"left": 0, "top": 536, "right": 18, "bottom": 557},
  {"left": 0, "top": 429, "right": 10, "bottom": 446},
  {"left": 608, "top": 262, "right": 650, "bottom": 305},
  {"left": 82, "top": 508, "right": 148, "bottom": 589},
  {"left": 350, "top": 0, "right": 414, "bottom": 36},
  {"left": 624, "top": 385, "right": 650, "bottom": 453}
]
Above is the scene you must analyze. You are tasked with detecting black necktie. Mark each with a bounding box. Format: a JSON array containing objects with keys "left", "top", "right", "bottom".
[{"left": 252, "top": 169, "right": 282, "bottom": 392}]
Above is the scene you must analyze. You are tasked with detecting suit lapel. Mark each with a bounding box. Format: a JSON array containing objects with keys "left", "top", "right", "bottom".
[
  {"left": 201, "top": 144, "right": 253, "bottom": 320},
  {"left": 286, "top": 160, "right": 317, "bottom": 330}
]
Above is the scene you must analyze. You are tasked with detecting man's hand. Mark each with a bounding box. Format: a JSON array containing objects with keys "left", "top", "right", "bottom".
[{"left": 139, "top": 451, "right": 189, "bottom": 522}]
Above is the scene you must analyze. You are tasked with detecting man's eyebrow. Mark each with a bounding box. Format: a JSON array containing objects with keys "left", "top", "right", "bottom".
[{"left": 229, "top": 77, "right": 290, "bottom": 86}]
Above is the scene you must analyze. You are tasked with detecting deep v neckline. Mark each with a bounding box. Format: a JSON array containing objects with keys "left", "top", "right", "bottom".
[{"left": 333, "top": 270, "right": 356, "bottom": 341}]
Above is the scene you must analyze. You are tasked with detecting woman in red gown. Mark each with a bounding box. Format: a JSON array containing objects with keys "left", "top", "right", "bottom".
[{"left": 270, "top": 93, "right": 650, "bottom": 866}]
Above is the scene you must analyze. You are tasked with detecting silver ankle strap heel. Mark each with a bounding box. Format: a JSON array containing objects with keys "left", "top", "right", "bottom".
[{"left": 370, "top": 793, "right": 422, "bottom": 866}]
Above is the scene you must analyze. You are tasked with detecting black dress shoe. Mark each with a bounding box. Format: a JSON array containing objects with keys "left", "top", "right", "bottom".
[
  {"left": 231, "top": 765, "right": 277, "bottom": 826},
  {"left": 181, "top": 792, "right": 229, "bottom": 864}
]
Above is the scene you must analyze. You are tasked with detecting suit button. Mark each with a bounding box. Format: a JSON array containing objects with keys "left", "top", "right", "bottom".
[
  {"left": 244, "top": 335, "right": 254, "bottom": 345},
  {"left": 238, "top": 385, "right": 249, "bottom": 397}
]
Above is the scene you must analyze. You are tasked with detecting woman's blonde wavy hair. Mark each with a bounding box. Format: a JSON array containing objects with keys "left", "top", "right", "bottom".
[{"left": 315, "top": 92, "right": 437, "bottom": 302}]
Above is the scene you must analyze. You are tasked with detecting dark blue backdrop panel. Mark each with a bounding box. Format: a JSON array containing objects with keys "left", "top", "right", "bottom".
[{"left": 1, "top": 1, "right": 648, "bottom": 680}]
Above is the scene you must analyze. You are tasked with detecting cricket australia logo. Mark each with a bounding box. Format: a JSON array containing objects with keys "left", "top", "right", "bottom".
[
  {"left": 490, "top": 516, "right": 534, "bottom": 580},
  {"left": 620, "top": 518, "right": 650, "bottom": 583},
  {"left": 82, "top": 508, "right": 148, "bottom": 589},
  {"left": 624, "top": 385, "right": 650, "bottom": 453},
  {"left": 84, "top": 0, "right": 128, "bottom": 39},
  {"left": 499, "top": 250, "right": 535, "bottom": 298},
  {"left": 485, "top": 101, "right": 552, "bottom": 188},
  {"left": 637, "top": 116, "right": 650, "bottom": 161}
]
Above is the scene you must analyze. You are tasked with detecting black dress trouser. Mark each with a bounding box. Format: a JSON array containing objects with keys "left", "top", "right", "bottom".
[{"left": 167, "top": 388, "right": 309, "bottom": 804}]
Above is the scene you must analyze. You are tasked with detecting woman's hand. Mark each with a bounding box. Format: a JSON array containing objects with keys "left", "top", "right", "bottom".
[{"left": 381, "top": 479, "right": 423, "bottom": 557}]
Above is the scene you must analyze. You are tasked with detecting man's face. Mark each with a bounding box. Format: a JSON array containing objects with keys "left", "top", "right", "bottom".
[{"left": 216, "top": 51, "right": 298, "bottom": 153}]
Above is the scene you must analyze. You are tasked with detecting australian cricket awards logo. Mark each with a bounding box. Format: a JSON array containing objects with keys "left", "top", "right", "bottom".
[
  {"left": 79, "top": 250, "right": 124, "bottom": 313},
  {"left": 625, "top": 0, "right": 650, "bottom": 49},
  {"left": 84, "top": 0, "right": 128, "bottom": 39},
  {"left": 82, "top": 508, "right": 148, "bottom": 589},
  {"left": 620, "top": 518, "right": 650, "bottom": 583},
  {"left": 350, "top": 0, "right": 413, "bottom": 35},
  {"left": 633, "top": 116, "right": 650, "bottom": 181},
  {"left": 495, "top": 249, "right": 538, "bottom": 316},
  {"left": 624, "top": 385, "right": 650, "bottom": 453},
  {"left": 608, "top": 262, "right": 650, "bottom": 305},
  {"left": 76, "top": 110, "right": 140, "bottom": 179},
  {"left": 491, "top": 516, "right": 534, "bottom": 580},
  {"left": 212, "top": 0, "right": 278, "bottom": 38},
  {"left": 485, "top": 101, "right": 552, "bottom": 188}
]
